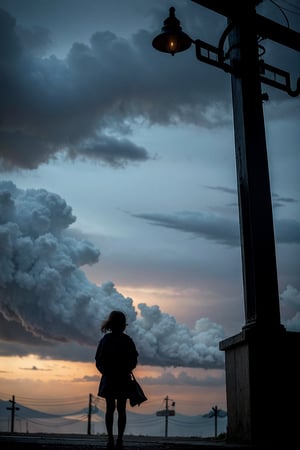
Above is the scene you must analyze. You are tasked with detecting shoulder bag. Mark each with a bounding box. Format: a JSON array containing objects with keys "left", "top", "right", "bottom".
[{"left": 128, "top": 371, "right": 148, "bottom": 407}]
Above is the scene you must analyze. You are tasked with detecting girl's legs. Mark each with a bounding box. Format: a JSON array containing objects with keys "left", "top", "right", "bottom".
[
  {"left": 116, "top": 397, "right": 127, "bottom": 448},
  {"left": 105, "top": 397, "right": 116, "bottom": 447}
]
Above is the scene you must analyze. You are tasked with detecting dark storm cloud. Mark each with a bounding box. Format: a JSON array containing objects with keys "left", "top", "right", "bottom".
[
  {"left": 17, "top": 24, "right": 52, "bottom": 56},
  {"left": 203, "top": 186, "right": 299, "bottom": 210},
  {"left": 272, "top": 192, "right": 299, "bottom": 208},
  {"left": 131, "top": 210, "right": 300, "bottom": 246},
  {"left": 0, "top": 312, "right": 49, "bottom": 346},
  {"left": 0, "top": 3, "right": 298, "bottom": 171},
  {"left": 204, "top": 185, "right": 236, "bottom": 195},
  {"left": 142, "top": 370, "right": 225, "bottom": 387},
  {"left": 0, "top": 6, "right": 231, "bottom": 172},
  {"left": 0, "top": 9, "right": 150, "bottom": 170},
  {"left": 70, "top": 134, "right": 152, "bottom": 167},
  {"left": 131, "top": 210, "right": 240, "bottom": 247}
]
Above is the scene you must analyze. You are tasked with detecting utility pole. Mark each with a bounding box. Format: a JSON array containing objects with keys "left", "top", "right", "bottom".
[
  {"left": 156, "top": 395, "right": 175, "bottom": 438},
  {"left": 87, "top": 393, "right": 92, "bottom": 435},
  {"left": 164, "top": 395, "right": 169, "bottom": 438},
  {"left": 212, "top": 405, "right": 218, "bottom": 438},
  {"left": 6, "top": 395, "right": 19, "bottom": 433},
  {"left": 164, "top": 396, "right": 176, "bottom": 438}
]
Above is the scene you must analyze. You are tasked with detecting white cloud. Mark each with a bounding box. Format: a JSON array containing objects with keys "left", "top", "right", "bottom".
[{"left": 0, "top": 181, "right": 225, "bottom": 368}]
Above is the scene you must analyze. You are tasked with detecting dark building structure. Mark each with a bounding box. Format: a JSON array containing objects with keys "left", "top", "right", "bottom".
[{"left": 152, "top": 1, "right": 300, "bottom": 445}]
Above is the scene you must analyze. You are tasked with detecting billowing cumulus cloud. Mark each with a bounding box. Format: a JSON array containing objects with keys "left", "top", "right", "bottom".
[{"left": 0, "top": 181, "right": 225, "bottom": 368}]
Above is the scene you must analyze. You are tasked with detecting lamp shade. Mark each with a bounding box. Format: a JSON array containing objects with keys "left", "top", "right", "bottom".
[{"left": 152, "top": 7, "right": 192, "bottom": 56}]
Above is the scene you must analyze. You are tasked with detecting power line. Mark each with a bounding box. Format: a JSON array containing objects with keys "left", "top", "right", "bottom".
[{"left": 275, "top": 0, "right": 300, "bottom": 15}]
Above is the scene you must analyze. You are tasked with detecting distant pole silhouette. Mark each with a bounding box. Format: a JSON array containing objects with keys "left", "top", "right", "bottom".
[
  {"left": 162, "top": 395, "right": 176, "bottom": 438},
  {"left": 87, "top": 393, "right": 92, "bottom": 435},
  {"left": 164, "top": 395, "right": 169, "bottom": 438},
  {"left": 212, "top": 405, "right": 218, "bottom": 438},
  {"left": 6, "top": 395, "right": 19, "bottom": 433}
]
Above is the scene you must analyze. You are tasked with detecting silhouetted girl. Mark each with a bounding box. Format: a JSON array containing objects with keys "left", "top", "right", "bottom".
[{"left": 95, "top": 310, "right": 138, "bottom": 450}]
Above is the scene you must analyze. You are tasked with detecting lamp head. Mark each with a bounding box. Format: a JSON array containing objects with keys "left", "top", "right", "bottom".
[{"left": 152, "top": 7, "right": 191, "bottom": 56}]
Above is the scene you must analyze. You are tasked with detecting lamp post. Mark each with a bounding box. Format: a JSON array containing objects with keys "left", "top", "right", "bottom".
[{"left": 152, "top": 1, "right": 300, "bottom": 445}]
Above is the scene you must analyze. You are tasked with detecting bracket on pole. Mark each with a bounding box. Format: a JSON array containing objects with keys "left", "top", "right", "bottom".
[{"left": 259, "top": 60, "right": 300, "bottom": 97}]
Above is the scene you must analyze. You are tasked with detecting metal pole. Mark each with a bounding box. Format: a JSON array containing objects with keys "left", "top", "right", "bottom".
[
  {"left": 212, "top": 405, "right": 218, "bottom": 438},
  {"left": 6, "top": 395, "right": 19, "bottom": 433},
  {"left": 165, "top": 396, "right": 169, "bottom": 438},
  {"left": 228, "top": 2, "right": 281, "bottom": 332},
  {"left": 87, "top": 393, "right": 92, "bottom": 435}
]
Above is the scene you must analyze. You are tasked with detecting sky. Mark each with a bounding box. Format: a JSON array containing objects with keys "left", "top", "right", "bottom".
[{"left": 0, "top": 0, "right": 299, "bottom": 424}]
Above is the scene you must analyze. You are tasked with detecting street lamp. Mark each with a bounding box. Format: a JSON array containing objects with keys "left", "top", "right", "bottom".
[
  {"left": 152, "top": 6, "right": 233, "bottom": 72},
  {"left": 152, "top": 6, "right": 191, "bottom": 55},
  {"left": 152, "top": 6, "right": 299, "bottom": 95},
  {"left": 152, "top": 2, "right": 300, "bottom": 445}
]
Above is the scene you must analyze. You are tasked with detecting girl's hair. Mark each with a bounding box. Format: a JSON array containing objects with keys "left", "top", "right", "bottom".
[{"left": 101, "top": 310, "right": 126, "bottom": 333}]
